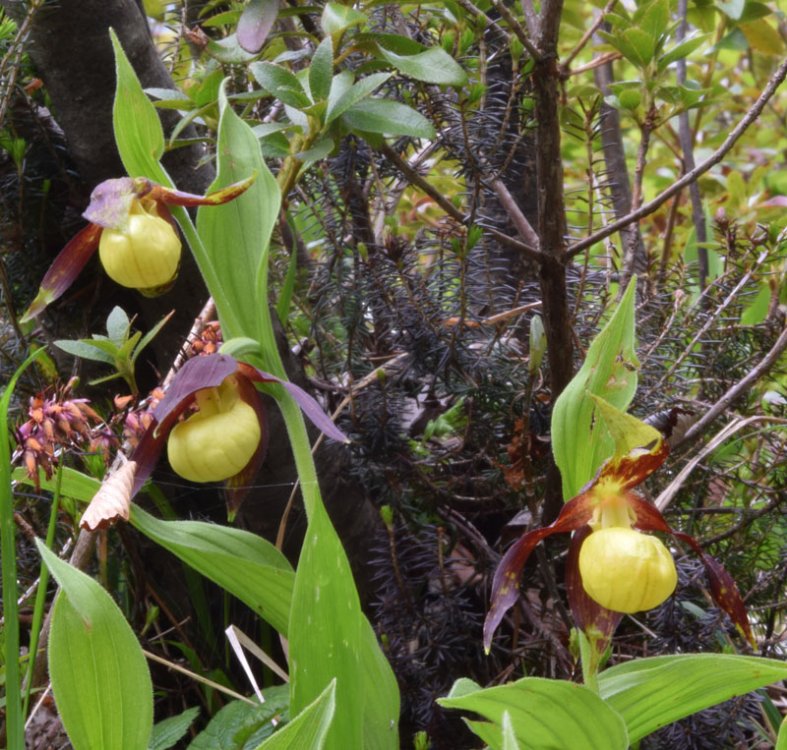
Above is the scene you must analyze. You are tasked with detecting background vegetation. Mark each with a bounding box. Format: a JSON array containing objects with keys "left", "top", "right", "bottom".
[{"left": 0, "top": 0, "right": 785, "bottom": 748}]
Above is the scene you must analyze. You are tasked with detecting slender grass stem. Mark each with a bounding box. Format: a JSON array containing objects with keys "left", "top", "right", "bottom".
[{"left": 0, "top": 348, "right": 46, "bottom": 749}]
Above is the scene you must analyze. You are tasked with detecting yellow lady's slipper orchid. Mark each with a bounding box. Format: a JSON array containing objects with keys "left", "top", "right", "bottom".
[
  {"left": 167, "top": 375, "right": 261, "bottom": 483},
  {"left": 98, "top": 199, "right": 181, "bottom": 291},
  {"left": 579, "top": 527, "right": 677, "bottom": 613}
]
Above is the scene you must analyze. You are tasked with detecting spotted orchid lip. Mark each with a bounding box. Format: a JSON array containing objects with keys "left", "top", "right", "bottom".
[{"left": 21, "top": 175, "right": 255, "bottom": 323}]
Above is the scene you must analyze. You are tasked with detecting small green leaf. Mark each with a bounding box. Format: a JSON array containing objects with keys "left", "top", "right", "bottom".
[
  {"left": 621, "top": 27, "right": 657, "bottom": 66},
  {"left": 237, "top": 0, "right": 279, "bottom": 54},
  {"left": 255, "top": 680, "right": 335, "bottom": 750},
  {"left": 109, "top": 30, "right": 169, "bottom": 185},
  {"left": 717, "top": 0, "right": 745, "bottom": 20},
  {"left": 13, "top": 466, "right": 99, "bottom": 503},
  {"left": 149, "top": 706, "right": 200, "bottom": 750},
  {"left": 53, "top": 339, "right": 116, "bottom": 365},
  {"left": 132, "top": 310, "right": 174, "bottom": 364},
  {"left": 657, "top": 33, "right": 709, "bottom": 70},
  {"left": 439, "top": 676, "right": 628, "bottom": 750},
  {"left": 637, "top": 0, "right": 670, "bottom": 41},
  {"left": 106, "top": 306, "right": 130, "bottom": 344},
  {"left": 599, "top": 654, "right": 787, "bottom": 743},
  {"left": 309, "top": 37, "right": 334, "bottom": 103},
  {"left": 378, "top": 46, "right": 467, "bottom": 86},
  {"left": 321, "top": 2, "right": 367, "bottom": 38},
  {"left": 342, "top": 99, "right": 435, "bottom": 139},
  {"left": 326, "top": 72, "right": 391, "bottom": 124},
  {"left": 188, "top": 686, "right": 288, "bottom": 749},
  {"left": 250, "top": 62, "right": 312, "bottom": 109},
  {"left": 38, "top": 540, "right": 153, "bottom": 750}
]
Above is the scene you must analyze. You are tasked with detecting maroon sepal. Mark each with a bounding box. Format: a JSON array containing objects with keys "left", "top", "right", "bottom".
[
  {"left": 224, "top": 378, "right": 269, "bottom": 519},
  {"left": 238, "top": 362, "right": 348, "bottom": 444},
  {"left": 21, "top": 223, "right": 102, "bottom": 322},
  {"left": 483, "top": 491, "right": 595, "bottom": 652},
  {"left": 629, "top": 495, "right": 754, "bottom": 646},
  {"left": 151, "top": 175, "right": 256, "bottom": 207},
  {"left": 565, "top": 526, "right": 623, "bottom": 649}
]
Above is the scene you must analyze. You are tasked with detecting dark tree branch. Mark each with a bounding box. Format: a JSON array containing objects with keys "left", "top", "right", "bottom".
[
  {"left": 676, "top": 0, "right": 709, "bottom": 290},
  {"left": 593, "top": 47, "right": 647, "bottom": 283},
  {"left": 568, "top": 55, "right": 787, "bottom": 257},
  {"left": 534, "top": 0, "right": 573, "bottom": 522}
]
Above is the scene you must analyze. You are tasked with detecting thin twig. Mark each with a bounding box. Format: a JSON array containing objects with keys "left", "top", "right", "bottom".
[
  {"left": 487, "top": 0, "right": 541, "bottom": 60},
  {"left": 650, "top": 252, "right": 767, "bottom": 392},
  {"left": 568, "top": 56, "right": 787, "bottom": 257},
  {"left": 673, "top": 324, "right": 787, "bottom": 449},
  {"left": 561, "top": 0, "right": 618, "bottom": 72},
  {"left": 380, "top": 144, "right": 542, "bottom": 261},
  {"left": 655, "top": 416, "right": 786, "bottom": 512},
  {"left": 489, "top": 178, "right": 541, "bottom": 250}
]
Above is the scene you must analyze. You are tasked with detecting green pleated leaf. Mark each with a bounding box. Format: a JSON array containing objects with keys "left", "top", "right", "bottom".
[
  {"left": 150, "top": 706, "right": 200, "bottom": 750},
  {"left": 342, "top": 98, "right": 435, "bottom": 139},
  {"left": 189, "top": 687, "right": 288, "bottom": 749},
  {"left": 130, "top": 506, "right": 294, "bottom": 635},
  {"left": 37, "top": 540, "right": 153, "bottom": 750},
  {"left": 438, "top": 677, "right": 628, "bottom": 750},
  {"left": 196, "top": 81, "right": 281, "bottom": 342},
  {"left": 289, "top": 502, "right": 364, "bottom": 749},
  {"left": 598, "top": 653, "right": 787, "bottom": 744},
  {"left": 255, "top": 680, "right": 335, "bottom": 750},
  {"left": 551, "top": 277, "right": 639, "bottom": 500},
  {"left": 378, "top": 46, "right": 467, "bottom": 86},
  {"left": 110, "top": 30, "right": 170, "bottom": 184}
]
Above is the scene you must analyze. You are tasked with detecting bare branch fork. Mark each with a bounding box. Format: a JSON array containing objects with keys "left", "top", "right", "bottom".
[{"left": 568, "top": 55, "right": 787, "bottom": 257}]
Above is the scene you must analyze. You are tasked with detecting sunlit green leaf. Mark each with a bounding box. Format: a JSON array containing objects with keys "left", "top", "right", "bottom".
[
  {"left": 196, "top": 82, "right": 281, "bottom": 341},
  {"left": 250, "top": 62, "right": 312, "bottom": 109},
  {"left": 342, "top": 99, "right": 435, "bottom": 139},
  {"left": 38, "top": 540, "right": 153, "bottom": 750},
  {"left": 599, "top": 654, "right": 787, "bottom": 743},
  {"left": 551, "top": 278, "right": 639, "bottom": 500},
  {"left": 378, "top": 46, "right": 467, "bottom": 86},
  {"left": 110, "top": 30, "right": 170, "bottom": 184},
  {"left": 326, "top": 72, "right": 391, "bottom": 124},
  {"left": 256, "top": 680, "right": 335, "bottom": 749},
  {"left": 438, "top": 676, "right": 628, "bottom": 750},
  {"left": 310, "top": 37, "right": 334, "bottom": 103},
  {"left": 150, "top": 706, "right": 200, "bottom": 750},
  {"left": 130, "top": 506, "right": 294, "bottom": 636}
]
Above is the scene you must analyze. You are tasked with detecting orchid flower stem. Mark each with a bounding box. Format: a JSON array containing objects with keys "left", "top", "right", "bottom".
[
  {"left": 0, "top": 347, "right": 47, "bottom": 750},
  {"left": 577, "top": 628, "right": 601, "bottom": 694}
]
